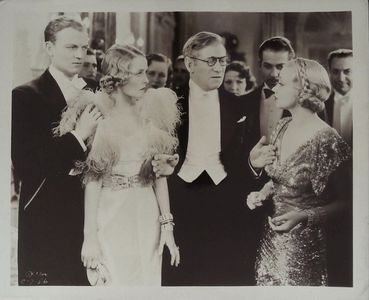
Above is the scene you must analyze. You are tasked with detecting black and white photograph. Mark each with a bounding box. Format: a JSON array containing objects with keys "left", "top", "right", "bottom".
[{"left": 0, "top": 0, "right": 368, "bottom": 299}]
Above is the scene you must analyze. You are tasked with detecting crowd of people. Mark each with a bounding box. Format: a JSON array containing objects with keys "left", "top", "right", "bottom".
[{"left": 11, "top": 16, "right": 352, "bottom": 287}]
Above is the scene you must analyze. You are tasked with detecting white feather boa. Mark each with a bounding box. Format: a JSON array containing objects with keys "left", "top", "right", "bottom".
[{"left": 54, "top": 88, "right": 180, "bottom": 184}]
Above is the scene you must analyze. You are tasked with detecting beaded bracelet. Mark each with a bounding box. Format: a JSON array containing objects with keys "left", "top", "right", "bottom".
[
  {"left": 159, "top": 213, "right": 174, "bottom": 224},
  {"left": 161, "top": 222, "right": 175, "bottom": 231}
]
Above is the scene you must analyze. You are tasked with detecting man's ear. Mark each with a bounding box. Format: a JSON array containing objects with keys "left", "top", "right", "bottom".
[
  {"left": 45, "top": 41, "right": 54, "bottom": 57},
  {"left": 184, "top": 56, "right": 192, "bottom": 73}
]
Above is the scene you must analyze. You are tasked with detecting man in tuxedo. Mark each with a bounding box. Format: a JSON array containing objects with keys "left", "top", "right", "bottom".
[
  {"left": 12, "top": 16, "right": 103, "bottom": 286},
  {"left": 324, "top": 49, "right": 353, "bottom": 146},
  {"left": 246, "top": 36, "right": 295, "bottom": 142},
  {"left": 162, "top": 32, "right": 274, "bottom": 286}
]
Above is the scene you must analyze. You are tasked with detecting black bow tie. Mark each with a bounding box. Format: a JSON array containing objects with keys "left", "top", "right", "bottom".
[{"left": 263, "top": 88, "right": 275, "bottom": 99}]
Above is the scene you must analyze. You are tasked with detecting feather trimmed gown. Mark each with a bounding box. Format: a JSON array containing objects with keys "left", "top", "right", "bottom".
[
  {"left": 94, "top": 126, "right": 161, "bottom": 285},
  {"left": 56, "top": 88, "right": 180, "bottom": 286}
]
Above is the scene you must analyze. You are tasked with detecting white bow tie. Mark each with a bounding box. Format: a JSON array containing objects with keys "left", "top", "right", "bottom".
[
  {"left": 71, "top": 76, "right": 87, "bottom": 90},
  {"left": 335, "top": 94, "right": 350, "bottom": 105}
]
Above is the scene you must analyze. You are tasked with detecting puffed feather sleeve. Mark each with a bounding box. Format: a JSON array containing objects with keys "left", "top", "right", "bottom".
[
  {"left": 53, "top": 90, "right": 116, "bottom": 183},
  {"left": 140, "top": 87, "right": 180, "bottom": 157}
]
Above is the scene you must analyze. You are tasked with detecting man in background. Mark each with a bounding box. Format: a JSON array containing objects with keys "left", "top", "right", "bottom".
[
  {"left": 79, "top": 47, "right": 99, "bottom": 90},
  {"left": 172, "top": 55, "right": 190, "bottom": 96},
  {"left": 323, "top": 49, "right": 353, "bottom": 146},
  {"left": 146, "top": 53, "right": 172, "bottom": 89},
  {"left": 246, "top": 36, "right": 295, "bottom": 142}
]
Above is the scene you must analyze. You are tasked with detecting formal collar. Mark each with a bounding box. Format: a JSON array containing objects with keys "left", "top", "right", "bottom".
[
  {"left": 189, "top": 80, "right": 218, "bottom": 100},
  {"left": 49, "top": 65, "right": 86, "bottom": 90},
  {"left": 49, "top": 65, "right": 87, "bottom": 104},
  {"left": 263, "top": 83, "right": 275, "bottom": 90},
  {"left": 262, "top": 83, "right": 276, "bottom": 99},
  {"left": 333, "top": 89, "right": 351, "bottom": 104}
]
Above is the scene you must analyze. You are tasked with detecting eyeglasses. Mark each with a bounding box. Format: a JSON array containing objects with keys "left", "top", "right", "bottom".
[{"left": 188, "top": 56, "right": 228, "bottom": 67}]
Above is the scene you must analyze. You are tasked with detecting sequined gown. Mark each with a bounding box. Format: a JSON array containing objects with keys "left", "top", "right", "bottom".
[{"left": 255, "top": 117, "right": 351, "bottom": 286}]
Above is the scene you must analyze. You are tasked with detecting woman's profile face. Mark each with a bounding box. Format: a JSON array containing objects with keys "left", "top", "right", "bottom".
[
  {"left": 147, "top": 61, "right": 168, "bottom": 89},
  {"left": 223, "top": 70, "right": 247, "bottom": 96},
  {"left": 274, "top": 65, "right": 300, "bottom": 110},
  {"left": 121, "top": 56, "right": 149, "bottom": 100}
]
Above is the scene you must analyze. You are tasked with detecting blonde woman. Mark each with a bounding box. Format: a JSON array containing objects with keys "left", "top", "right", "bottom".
[
  {"left": 247, "top": 58, "right": 351, "bottom": 286},
  {"left": 56, "top": 44, "right": 180, "bottom": 286}
]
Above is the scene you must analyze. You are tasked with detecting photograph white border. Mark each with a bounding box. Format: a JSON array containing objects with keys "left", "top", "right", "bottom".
[{"left": 0, "top": 0, "right": 368, "bottom": 299}]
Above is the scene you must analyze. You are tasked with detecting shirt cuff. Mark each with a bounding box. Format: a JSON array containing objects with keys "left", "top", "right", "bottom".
[
  {"left": 248, "top": 157, "right": 263, "bottom": 178},
  {"left": 71, "top": 130, "right": 87, "bottom": 152}
]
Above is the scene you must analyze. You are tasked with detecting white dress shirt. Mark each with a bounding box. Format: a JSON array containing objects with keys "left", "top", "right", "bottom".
[
  {"left": 332, "top": 90, "right": 352, "bottom": 144},
  {"left": 49, "top": 65, "right": 87, "bottom": 152},
  {"left": 49, "top": 65, "right": 87, "bottom": 104},
  {"left": 178, "top": 80, "right": 227, "bottom": 185},
  {"left": 259, "top": 84, "right": 283, "bottom": 143}
]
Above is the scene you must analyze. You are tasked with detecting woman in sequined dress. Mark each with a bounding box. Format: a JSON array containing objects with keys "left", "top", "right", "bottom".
[
  {"left": 247, "top": 58, "right": 351, "bottom": 286},
  {"left": 56, "top": 44, "right": 180, "bottom": 286}
]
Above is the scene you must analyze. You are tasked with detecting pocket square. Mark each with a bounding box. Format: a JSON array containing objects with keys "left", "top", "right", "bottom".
[{"left": 237, "top": 116, "right": 247, "bottom": 123}]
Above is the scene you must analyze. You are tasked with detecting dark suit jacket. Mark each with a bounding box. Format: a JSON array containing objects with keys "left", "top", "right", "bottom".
[
  {"left": 319, "top": 92, "right": 334, "bottom": 126},
  {"left": 12, "top": 70, "right": 88, "bottom": 285},
  {"left": 243, "top": 86, "right": 291, "bottom": 216},
  {"left": 245, "top": 86, "right": 290, "bottom": 141},
  {"left": 82, "top": 77, "right": 100, "bottom": 92}
]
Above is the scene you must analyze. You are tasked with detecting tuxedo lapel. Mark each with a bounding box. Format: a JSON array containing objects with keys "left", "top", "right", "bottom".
[
  {"left": 38, "top": 70, "right": 68, "bottom": 118},
  {"left": 326, "top": 92, "right": 335, "bottom": 126},
  {"left": 245, "top": 86, "right": 263, "bottom": 139},
  {"left": 176, "top": 88, "right": 189, "bottom": 168},
  {"left": 219, "top": 89, "right": 237, "bottom": 150}
]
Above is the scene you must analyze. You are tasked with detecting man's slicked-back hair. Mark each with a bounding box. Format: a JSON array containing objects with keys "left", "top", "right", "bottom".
[
  {"left": 182, "top": 31, "right": 223, "bottom": 57},
  {"left": 44, "top": 16, "right": 84, "bottom": 43},
  {"left": 327, "top": 49, "right": 353, "bottom": 69},
  {"left": 258, "top": 36, "right": 295, "bottom": 61}
]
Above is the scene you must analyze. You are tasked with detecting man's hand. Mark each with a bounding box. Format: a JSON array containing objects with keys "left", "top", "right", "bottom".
[
  {"left": 75, "top": 104, "right": 103, "bottom": 141},
  {"left": 249, "top": 136, "right": 276, "bottom": 169},
  {"left": 152, "top": 154, "right": 179, "bottom": 178},
  {"left": 246, "top": 191, "right": 267, "bottom": 210}
]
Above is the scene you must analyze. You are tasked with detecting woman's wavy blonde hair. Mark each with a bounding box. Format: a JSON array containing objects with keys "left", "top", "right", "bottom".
[
  {"left": 99, "top": 44, "right": 145, "bottom": 94},
  {"left": 287, "top": 57, "right": 331, "bottom": 113}
]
